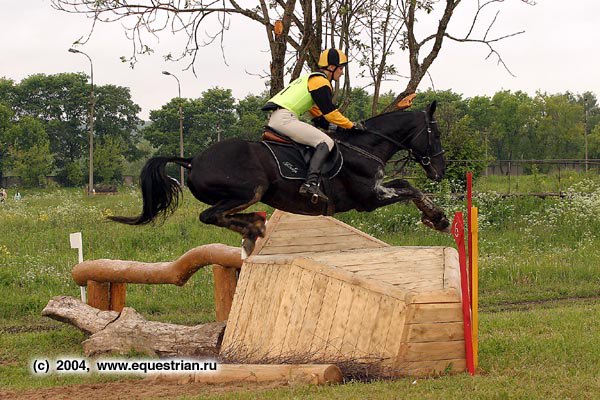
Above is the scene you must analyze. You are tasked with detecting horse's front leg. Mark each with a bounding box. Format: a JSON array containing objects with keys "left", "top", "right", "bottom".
[{"left": 375, "top": 179, "right": 450, "bottom": 233}]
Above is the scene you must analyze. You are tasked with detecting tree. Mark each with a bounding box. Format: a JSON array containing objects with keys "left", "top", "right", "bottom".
[
  {"left": 11, "top": 73, "right": 142, "bottom": 185},
  {"left": 144, "top": 88, "right": 238, "bottom": 158},
  {"left": 588, "top": 124, "right": 600, "bottom": 160},
  {"left": 0, "top": 78, "right": 16, "bottom": 107},
  {"left": 488, "top": 90, "right": 536, "bottom": 162},
  {"left": 51, "top": 1, "right": 534, "bottom": 106},
  {"left": 234, "top": 93, "right": 269, "bottom": 141},
  {"left": 412, "top": 89, "right": 485, "bottom": 182},
  {"left": 94, "top": 136, "right": 126, "bottom": 183},
  {"left": 13, "top": 73, "right": 88, "bottom": 183},
  {"left": 9, "top": 117, "right": 54, "bottom": 187},
  {"left": 195, "top": 88, "right": 238, "bottom": 145},
  {"left": 351, "top": 0, "right": 405, "bottom": 114},
  {"left": 535, "top": 93, "right": 584, "bottom": 160},
  {"left": 466, "top": 95, "right": 494, "bottom": 163},
  {"left": 0, "top": 104, "right": 14, "bottom": 183},
  {"left": 93, "top": 84, "right": 142, "bottom": 159}
]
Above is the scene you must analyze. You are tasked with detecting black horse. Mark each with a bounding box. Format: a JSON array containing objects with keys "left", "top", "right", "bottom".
[{"left": 110, "top": 101, "right": 450, "bottom": 254}]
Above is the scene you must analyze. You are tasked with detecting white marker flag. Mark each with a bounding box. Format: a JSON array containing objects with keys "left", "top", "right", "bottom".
[{"left": 69, "top": 232, "right": 86, "bottom": 303}]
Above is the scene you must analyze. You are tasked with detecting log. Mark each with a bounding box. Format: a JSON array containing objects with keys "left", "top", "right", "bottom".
[
  {"left": 42, "top": 296, "right": 225, "bottom": 358},
  {"left": 72, "top": 243, "right": 243, "bottom": 286},
  {"left": 42, "top": 295, "right": 119, "bottom": 334},
  {"left": 213, "top": 265, "right": 238, "bottom": 322},
  {"left": 151, "top": 364, "right": 343, "bottom": 385}
]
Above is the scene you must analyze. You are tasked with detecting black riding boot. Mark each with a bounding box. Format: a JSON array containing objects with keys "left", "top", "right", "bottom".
[{"left": 299, "top": 142, "right": 330, "bottom": 203}]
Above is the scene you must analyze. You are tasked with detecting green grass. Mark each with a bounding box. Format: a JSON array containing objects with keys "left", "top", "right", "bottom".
[
  {"left": 198, "top": 301, "right": 600, "bottom": 400},
  {"left": 1, "top": 173, "right": 599, "bottom": 396}
]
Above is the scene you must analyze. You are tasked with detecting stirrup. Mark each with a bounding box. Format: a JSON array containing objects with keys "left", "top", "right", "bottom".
[{"left": 299, "top": 183, "right": 328, "bottom": 203}]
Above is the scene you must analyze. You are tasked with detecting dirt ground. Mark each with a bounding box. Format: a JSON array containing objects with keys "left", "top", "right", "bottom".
[{"left": 0, "top": 379, "right": 288, "bottom": 400}]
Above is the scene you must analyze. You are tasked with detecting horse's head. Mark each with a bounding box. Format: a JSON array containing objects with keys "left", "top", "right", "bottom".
[
  {"left": 349, "top": 101, "right": 446, "bottom": 181},
  {"left": 408, "top": 101, "right": 446, "bottom": 181}
]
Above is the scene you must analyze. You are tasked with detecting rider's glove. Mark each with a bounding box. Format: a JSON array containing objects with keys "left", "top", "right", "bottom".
[
  {"left": 353, "top": 121, "right": 367, "bottom": 131},
  {"left": 311, "top": 116, "right": 329, "bottom": 130},
  {"left": 328, "top": 123, "right": 339, "bottom": 135}
]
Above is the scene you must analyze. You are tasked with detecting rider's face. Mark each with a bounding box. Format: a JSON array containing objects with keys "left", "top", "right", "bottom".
[{"left": 332, "top": 66, "right": 344, "bottom": 81}]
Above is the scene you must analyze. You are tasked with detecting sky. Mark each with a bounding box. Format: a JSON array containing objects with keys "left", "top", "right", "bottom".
[{"left": 1, "top": 1, "right": 599, "bottom": 120}]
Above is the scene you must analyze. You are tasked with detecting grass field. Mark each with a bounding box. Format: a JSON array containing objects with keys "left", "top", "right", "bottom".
[{"left": 1, "top": 174, "right": 599, "bottom": 398}]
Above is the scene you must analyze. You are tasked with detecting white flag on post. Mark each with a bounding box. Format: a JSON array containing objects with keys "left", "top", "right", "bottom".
[{"left": 69, "top": 232, "right": 86, "bottom": 303}]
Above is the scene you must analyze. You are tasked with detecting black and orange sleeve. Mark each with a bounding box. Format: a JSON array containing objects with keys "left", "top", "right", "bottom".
[{"left": 307, "top": 75, "right": 354, "bottom": 129}]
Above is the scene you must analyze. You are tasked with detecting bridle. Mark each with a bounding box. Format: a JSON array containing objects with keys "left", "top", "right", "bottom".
[{"left": 347, "top": 111, "right": 445, "bottom": 174}]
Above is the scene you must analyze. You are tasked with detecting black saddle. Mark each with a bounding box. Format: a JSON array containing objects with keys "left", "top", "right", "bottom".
[{"left": 261, "top": 126, "right": 343, "bottom": 180}]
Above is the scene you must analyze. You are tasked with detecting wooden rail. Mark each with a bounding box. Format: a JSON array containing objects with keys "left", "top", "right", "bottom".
[{"left": 72, "top": 244, "right": 242, "bottom": 314}]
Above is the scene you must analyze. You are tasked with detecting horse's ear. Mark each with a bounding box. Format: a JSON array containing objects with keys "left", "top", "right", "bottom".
[{"left": 427, "top": 100, "right": 437, "bottom": 117}]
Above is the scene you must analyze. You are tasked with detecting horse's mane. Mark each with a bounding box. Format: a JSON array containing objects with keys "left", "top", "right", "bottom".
[{"left": 364, "top": 109, "right": 417, "bottom": 131}]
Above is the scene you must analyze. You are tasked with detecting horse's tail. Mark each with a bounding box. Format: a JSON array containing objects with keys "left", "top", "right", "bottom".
[{"left": 108, "top": 156, "right": 193, "bottom": 225}]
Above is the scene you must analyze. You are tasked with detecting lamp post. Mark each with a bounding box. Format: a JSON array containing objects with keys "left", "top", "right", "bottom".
[
  {"left": 69, "top": 48, "right": 95, "bottom": 196},
  {"left": 162, "top": 71, "right": 185, "bottom": 187}
]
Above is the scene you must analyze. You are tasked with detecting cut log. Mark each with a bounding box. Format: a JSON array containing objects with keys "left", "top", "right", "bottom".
[
  {"left": 213, "top": 265, "right": 238, "bottom": 322},
  {"left": 150, "top": 364, "right": 343, "bottom": 385},
  {"left": 72, "top": 243, "right": 243, "bottom": 286},
  {"left": 42, "top": 296, "right": 225, "bottom": 358},
  {"left": 42, "top": 295, "right": 119, "bottom": 334}
]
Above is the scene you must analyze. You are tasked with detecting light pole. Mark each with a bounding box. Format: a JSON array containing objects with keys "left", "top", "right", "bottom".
[
  {"left": 162, "top": 71, "right": 185, "bottom": 187},
  {"left": 69, "top": 48, "right": 95, "bottom": 196}
]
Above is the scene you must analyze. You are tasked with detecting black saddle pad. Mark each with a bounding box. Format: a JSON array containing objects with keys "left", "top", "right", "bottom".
[{"left": 262, "top": 141, "right": 343, "bottom": 180}]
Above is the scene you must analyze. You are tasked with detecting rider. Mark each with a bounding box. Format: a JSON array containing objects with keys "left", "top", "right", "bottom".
[{"left": 262, "top": 48, "right": 363, "bottom": 203}]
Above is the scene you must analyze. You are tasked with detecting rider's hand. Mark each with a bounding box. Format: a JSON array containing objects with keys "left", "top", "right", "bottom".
[
  {"left": 353, "top": 121, "right": 367, "bottom": 131},
  {"left": 328, "top": 123, "right": 338, "bottom": 135}
]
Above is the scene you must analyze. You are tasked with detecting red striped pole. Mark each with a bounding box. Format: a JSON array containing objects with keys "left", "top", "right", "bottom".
[{"left": 452, "top": 212, "right": 475, "bottom": 375}]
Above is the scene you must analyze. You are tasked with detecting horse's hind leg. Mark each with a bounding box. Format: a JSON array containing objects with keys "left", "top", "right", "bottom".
[{"left": 199, "top": 193, "right": 266, "bottom": 255}]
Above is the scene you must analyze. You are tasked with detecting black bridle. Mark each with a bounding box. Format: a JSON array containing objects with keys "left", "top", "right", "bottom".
[{"left": 359, "top": 111, "right": 445, "bottom": 170}]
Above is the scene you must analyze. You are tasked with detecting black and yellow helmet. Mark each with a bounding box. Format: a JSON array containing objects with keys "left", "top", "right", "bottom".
[{"left": 317, "top": 48, "right": 349, "bottom": 68}]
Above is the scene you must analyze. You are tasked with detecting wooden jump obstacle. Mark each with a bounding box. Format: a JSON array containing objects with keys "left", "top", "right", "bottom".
[
  {"left": 68, "top": 209, "right": 470, "bottom": 377},
  {"left": 220, "top": 211, "right": 467, "bottom": 377},
  {"left": 71, "top": 243, "right": 243, "bottom": 319}
]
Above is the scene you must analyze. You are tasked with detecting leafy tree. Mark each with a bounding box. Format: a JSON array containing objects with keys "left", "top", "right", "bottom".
[
  {"left": 144, "top": 88, "right": 239, "bottom": 157},
  {"left": 93, "top": 84, "right": 142, "bottom": 159},
  {"left": 144, "top": 98, "right": 201, "bottom": 157},
  {"left": 195, "top": 88, "right": 238, "bottom": 146},
  {"left": 11, "top": 142, "right": 54, "bottom": 187},
  {"left": 488, "top": 90, "right": 536, "bottom": 161},
  {"left": 466, "top": 95, "right": 494, "bottom": 162},
  {"left": 411, "top": 90, "right": 485, "bottom": 183},
  {"left": 0, "top": 78, "right": 16, "bottom": 107},
  {"left": 8, "top": 117, "right": 53, "bottom": 187},
  {"left": 345, "top": 88, "right": 373, "bottom": 121},
  {"left": 63, "top": 161, "right": 84, "bottom": 186},
  {"left": 411, "top": 90, "right": 468, "bottom": 136},
  {"left": 234, "top": 93, "right": 269, "bottom": 141},
  {"left": 13, "top": 73, "right": 88, "bottom": 178},
  {"left": 535, "top": 93, "right": 584, "bottom": 160},
  {"left": 94, "top": 136, "right": 126, "bottom": 183},
  {"left": 588, "top": 124, "right": 600, "bottom": 159},
  {"left": 0, "top": 104, "right": 15, "bottom": 183},
  {"left": 11, "top": 73, "right": 142, "bottom": 185}
]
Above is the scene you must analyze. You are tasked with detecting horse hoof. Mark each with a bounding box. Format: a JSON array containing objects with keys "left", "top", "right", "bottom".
[
  {"left": 421, "top": 217, "right": 435, "bottom": 230},
  {"left": 435, "top": 218, "right": 451, "bottom": 234},
  {"left": 241, "top": 238, "right": 256, "bottom": 259}
]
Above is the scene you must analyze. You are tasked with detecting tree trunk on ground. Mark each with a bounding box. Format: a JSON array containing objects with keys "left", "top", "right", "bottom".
[{"left": 42, "top": 296, "right": 225, "bottom": 358}]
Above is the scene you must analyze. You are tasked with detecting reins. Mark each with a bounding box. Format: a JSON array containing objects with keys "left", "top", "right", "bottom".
[{"left": 341, "top": 111, "right": 444, "bottom": 177}]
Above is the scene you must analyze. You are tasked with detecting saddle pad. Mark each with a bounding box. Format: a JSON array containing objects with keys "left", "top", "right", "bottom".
[{"left": 262, "top": 141, "right": 343, "bottom": 180}]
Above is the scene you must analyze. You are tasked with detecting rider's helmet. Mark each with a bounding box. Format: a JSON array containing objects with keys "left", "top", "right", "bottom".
[{"left": 317, "top": 48, "right": 349, "bottom": 68}]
